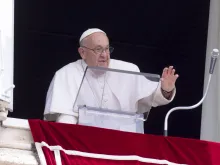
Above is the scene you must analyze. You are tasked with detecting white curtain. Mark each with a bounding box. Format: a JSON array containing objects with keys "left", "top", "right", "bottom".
[{"left": 200, "top": 0, "right": 220, "bottom": 142}]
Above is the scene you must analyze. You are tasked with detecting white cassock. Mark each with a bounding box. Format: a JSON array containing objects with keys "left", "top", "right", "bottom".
[{"left": 44, "top": 59, "right": 176, "bottom": 133}]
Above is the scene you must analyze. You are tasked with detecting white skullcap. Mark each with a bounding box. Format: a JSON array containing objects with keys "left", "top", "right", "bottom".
[{"left": 79, "top": 28, "right": 106, "bottom": 42}]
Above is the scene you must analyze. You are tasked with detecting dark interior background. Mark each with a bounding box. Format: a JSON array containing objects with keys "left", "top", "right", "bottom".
[{"left": 12, "top": 0, "right": 210, "bottom": 139}]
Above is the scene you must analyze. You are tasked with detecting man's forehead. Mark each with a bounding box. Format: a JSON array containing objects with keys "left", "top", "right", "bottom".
[
  {"left": 85, "top": 33, "right": 109, "bottom": 46},
  {"left": 90, "top": 32, "right": 107, "bottom": 40}
]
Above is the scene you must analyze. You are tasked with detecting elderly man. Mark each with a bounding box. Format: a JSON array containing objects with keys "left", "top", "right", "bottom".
[{"left": 44, "top": 28, "right": 179, "bottom": 133}]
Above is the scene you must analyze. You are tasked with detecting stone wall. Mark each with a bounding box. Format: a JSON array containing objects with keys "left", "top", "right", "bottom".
[{"left": 0, "top": 118, "right": 39, "bottom": 165}]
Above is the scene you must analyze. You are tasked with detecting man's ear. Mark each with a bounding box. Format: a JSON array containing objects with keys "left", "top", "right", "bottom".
[{"left": 78, "top": 47, "right": 86, "bottom": 60}]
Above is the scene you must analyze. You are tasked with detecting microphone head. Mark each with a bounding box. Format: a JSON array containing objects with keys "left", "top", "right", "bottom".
[{"left": 212, "top": 48, "right": 219, "bottom": 58}]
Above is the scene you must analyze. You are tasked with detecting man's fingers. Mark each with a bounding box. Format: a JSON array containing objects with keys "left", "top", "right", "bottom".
[
  {"left": 163, "top": 67, "right": 168, "bottom": 73},
  {"left": 162, "top": 66, "right": 179, "bottom": 78},
  {"left": 171, "top": 69, "right": 175, "bottom": 75},
  {"left": 162, "top": 67, "right": 168, "bottom": 77},
  {"left": 173, "top": 74, "right": 179, "bottom": 81},
  {"left": 168, "top": 66, "right": 173, "bottom": 75},
  {"left": 163, "top": 67, "right": 168, "bottom": 74}
]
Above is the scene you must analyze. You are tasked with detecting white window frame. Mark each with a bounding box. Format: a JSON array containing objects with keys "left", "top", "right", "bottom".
[
  {"left": 0, "top": 0, "right": 15, "bottom": 110},
  {"left": 0, "top": 0, "right": 25, "bottom": 129}
]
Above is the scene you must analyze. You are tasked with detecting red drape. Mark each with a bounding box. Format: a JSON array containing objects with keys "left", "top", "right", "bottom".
[{"left": 28, "top": 119, "right": 220, "bottom": 165}]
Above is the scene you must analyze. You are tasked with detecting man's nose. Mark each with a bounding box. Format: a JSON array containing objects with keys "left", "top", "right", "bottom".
[{"left": 100, "top": 50, "right": 108, "bottom": 57}]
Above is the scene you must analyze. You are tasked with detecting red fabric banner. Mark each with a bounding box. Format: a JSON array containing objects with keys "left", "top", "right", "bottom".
[{"left": 28, "top": 119, "right": 220, "bottom": 165}]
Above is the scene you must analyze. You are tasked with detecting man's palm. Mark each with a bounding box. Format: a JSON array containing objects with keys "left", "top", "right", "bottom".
[{"left": 161, "top": 66, "right": 179, "bottom": 92}]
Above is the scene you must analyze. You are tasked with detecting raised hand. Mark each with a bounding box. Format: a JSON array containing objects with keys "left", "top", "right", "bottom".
[{"left": 161, "top": 66, "right": 179, "bottom": 92}]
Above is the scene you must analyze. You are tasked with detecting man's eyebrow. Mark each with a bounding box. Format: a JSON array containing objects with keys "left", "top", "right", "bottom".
[{"left": 94, "top": 45, "right": 109, "bottom": 48}]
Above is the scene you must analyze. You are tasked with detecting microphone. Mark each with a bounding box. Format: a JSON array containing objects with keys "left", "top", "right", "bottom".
[
  {"left": 209, "top": 49, "right": 219, "bottom": 74},
  {"left": 164, "top": 49, "right": 219, "bottom": 136}
]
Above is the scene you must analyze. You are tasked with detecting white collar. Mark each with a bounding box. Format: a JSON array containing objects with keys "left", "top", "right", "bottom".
[{"left": 82, "top": 60, "right": 112, "bottom": 80}]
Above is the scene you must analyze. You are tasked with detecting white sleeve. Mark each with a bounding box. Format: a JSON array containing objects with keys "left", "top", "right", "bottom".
[
  {"left": 137, "top": 82, "right": 176, "bottom": 113},
  {"left": 44, "top": 70, "right": 79, "bottom": 118},
  {"left": 152, "top": 82, "right": 176, "bottom": 106},
  {"left": 56, "top": 114, "right": 78, "bottom": 124}
]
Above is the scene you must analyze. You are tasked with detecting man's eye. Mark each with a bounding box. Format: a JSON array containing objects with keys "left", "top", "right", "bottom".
[{"left": 96, "top": 48, "right": 102, "bottom": 51}]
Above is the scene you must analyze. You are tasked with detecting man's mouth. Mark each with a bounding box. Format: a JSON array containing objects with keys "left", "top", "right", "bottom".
[{"left": 98, "top": 60, "right": 107, "bottom": 63}]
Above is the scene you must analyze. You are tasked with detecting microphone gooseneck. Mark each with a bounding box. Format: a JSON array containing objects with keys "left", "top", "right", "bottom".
[{"left": 164, "top": 49, "right": 219, "bottom": 136}]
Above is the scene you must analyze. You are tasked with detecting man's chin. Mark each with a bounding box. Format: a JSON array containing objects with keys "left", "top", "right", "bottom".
[{"left": 97, "top": 62, "right": 108, "bottom": 68}]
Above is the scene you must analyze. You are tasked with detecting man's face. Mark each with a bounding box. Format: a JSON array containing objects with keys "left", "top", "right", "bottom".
[{"left": 79, "top": 32, "right": 110, "bottom": 68}]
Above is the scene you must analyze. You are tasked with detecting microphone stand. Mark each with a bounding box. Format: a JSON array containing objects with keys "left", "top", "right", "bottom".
[{"left": 164, "top": 49, "right": 219, "bottom": 136}]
